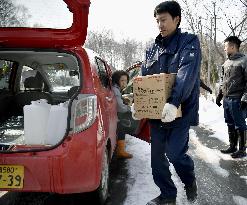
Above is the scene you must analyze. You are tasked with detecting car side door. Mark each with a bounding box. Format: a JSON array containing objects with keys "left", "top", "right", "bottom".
[
  {"left": 95, "top": 57, "right": 117, "bottom": 144},
  {"left": 118, "top": 64, "right": 150, "bottom": 143}
]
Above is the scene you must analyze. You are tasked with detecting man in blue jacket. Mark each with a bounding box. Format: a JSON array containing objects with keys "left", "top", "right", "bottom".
[{"left": 137, "top": 1, "right": 201, "bottom": 204}]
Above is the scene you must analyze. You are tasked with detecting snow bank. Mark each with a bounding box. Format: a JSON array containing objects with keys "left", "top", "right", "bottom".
[
  {"left": 199, "top": 96, "right": 228, "bottom": 144},
  {"left": 189, "top": 129, "right": 229, "bottom": 178},
  {"left": 232, "top": 195, "right": 247, "bottom": 205}
]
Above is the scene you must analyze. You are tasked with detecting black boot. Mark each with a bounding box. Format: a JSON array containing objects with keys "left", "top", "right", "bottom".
[
  {"left": 146, "top": 196, "right": 176, "bottom": 205},
  {"left": 221, "top": 126, "right": 238, "bottom": 154},
  {"left": 231, "top": 130, "right": 246, "bottom": 158},
  {"left": 184, "top": 180, "right": 197, "bottom": 202}
]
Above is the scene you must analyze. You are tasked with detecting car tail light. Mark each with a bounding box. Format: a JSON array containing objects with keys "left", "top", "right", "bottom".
[{"left": 72, "top": 94, "right": 97, "bottom": 133}]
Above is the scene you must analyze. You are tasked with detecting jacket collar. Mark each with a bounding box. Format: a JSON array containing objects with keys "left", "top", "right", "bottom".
[
  {"left": 113, "top": 84, "right": 121, "bottom": 91},
  {"left": 155, "top": 28, "right": 181, "bottom": 54},
  {"left": 228, "top": 52, "right": 245, "bottom": 60}
]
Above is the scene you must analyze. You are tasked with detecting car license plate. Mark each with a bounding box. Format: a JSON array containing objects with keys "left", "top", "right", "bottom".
[{"left": 0, "top": 165, "right": 24, "bottom": 189}]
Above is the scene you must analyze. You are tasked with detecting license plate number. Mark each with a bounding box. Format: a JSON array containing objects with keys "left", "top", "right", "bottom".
[{"left": 0, "top": 165, "right": 24, "bottom": 189}]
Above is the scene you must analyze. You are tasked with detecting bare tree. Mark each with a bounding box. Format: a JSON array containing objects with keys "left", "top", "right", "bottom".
[
  {"left": 216, "top": 0, "right": 247, "bottom": 41},
  {"left": 179, "top": 0, "right": 203, "bottom": 35},
  {"left": 85, "top": 30, "right": 144, "bottom": 70},
  {"left": 120, "top": 38, "right": 140, "bottom": 69},
  {"left": 0, "top": 0, "right": 29, "bottom": 27},
  {"left": 179, "top": 0, "right": 247, "bottom": 89},
  {"left": 239, "top": 0, "right": 247, "bottom": 7}
]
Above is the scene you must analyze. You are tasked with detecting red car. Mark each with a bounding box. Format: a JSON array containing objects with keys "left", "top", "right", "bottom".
[{"left": 0, "top": 0, "right": 148, "bottom": 204}]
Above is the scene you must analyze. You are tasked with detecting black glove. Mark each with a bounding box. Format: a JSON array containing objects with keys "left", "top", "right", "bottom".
[
  {"left": 216, "top": 90, "right": 223, "bottom": 107},
  {"left": 240, "top": 101, "right": 247, "bottom": 110}
]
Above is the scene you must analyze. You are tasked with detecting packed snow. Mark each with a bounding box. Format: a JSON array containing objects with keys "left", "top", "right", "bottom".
[
  {"left": 240, "top": 176, "right": 247, "bottom": 185},
  {"left": 123, "top": 96, "right": 247, "bottom": 205},
  {"left": 233, "top": 196, "right": 247, "bottom": 205},
  {"left": 199, "top": 95, "right": 228, "bottom": 144},
  {"left": 189, "top": 129, "right": 229, "bottom": 178}
]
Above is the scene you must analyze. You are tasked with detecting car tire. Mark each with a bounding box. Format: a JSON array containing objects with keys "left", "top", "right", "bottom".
[{"left": 96, "top": 148, "right": 110, "bottom": 205}]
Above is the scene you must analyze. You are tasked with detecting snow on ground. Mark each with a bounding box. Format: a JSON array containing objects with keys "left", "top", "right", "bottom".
[
  {"left": 198, "top": 96, "right": 247, "bottom": 163},
  {"left": 240, "top": 176, "right": 247, "bottom": 185},
  {"left": 189, "top": 129, "right": 229, "bottom": 178},
  {"left": 123, "top": 96, "right": 246, "bottom": 205},
  {"left": 123, "top": 135, "right": 197, "bottom": 205},
  {"left": 123, "top": 136, "right": 158, "bottom": 205},
  {"left": 199, "top": 96, "right": 228, "bottom": 144},
  {"left": 232, "top": 195, "right": 247, "bottom": 205},
  {"left": 123, "top": 129, "right": 233, "bottom": 204}
]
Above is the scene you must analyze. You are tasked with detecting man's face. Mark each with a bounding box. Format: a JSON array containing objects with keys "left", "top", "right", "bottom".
[
  {"left": 155, "top": 12, "right": 180, "bottom": 37},
  {"left": 224, "top": 42, "right": 237, "bottom": 56}
]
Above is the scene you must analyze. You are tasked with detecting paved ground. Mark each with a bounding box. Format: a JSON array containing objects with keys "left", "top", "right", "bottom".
[{"left": 0, "top": 126, "right": 246, "bottom": 205}]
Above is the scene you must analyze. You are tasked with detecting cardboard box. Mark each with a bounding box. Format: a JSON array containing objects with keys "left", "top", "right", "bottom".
[{"left": 133, "top": 73, "right": 182, "bottom": 119}]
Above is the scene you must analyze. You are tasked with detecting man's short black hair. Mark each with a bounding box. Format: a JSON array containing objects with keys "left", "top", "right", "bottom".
[
  {"left": 224, "top": 36, "right": 242, "bottom": 49},
  {"left": 112, "top": 70, "right": 129, "bottom": 86},
  {"left": 154, "top": 1, "right": 181, "bottom": 27}
]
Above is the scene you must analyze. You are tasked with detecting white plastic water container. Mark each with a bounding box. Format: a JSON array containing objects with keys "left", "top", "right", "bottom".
[
  {"left": 45, "top": 102, "right": 68, "bottom": 145},
  {"left": 24, "top": 99, "right": 51, "bottom": 145}
]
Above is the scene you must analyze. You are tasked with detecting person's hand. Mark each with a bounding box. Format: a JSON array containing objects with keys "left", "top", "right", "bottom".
[
  {"left": 130, "top": 103, "right": 140, "bottom": 120},
  {"left": 161, "top": 103, "right": 177, "bottom": 123},
  {"left": 240, "top": 101, "right": 247, "bottom": 110},
  {"left": 122, "top": 97, "right": 131, "bottom": 105},
  {"left": 216, "top": 90, "right": 223, "bottom": 107}
]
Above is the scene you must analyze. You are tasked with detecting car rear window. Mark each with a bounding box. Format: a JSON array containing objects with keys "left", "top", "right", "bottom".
[
  {"left": 0, "top": 0, "right": 72, "bottom": 29},
  {"left": 42, "top": 63, "right": 80, "bottom": 92}
]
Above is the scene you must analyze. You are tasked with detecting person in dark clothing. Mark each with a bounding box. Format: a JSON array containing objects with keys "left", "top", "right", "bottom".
[
  {"left": 131, "top": 1, "right": 201, "bottom": 204},
  {"left": 200, "top": 79, "right": 212, "bottom": 94},
  {"left": 112, "top": 70, "right": 133, "bottom": 159},
  {"left": 216, "top": 36, "right": 247, "bottom": 158}
]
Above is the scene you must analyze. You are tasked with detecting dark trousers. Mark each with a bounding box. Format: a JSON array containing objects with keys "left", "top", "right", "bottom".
[
  {"left": 117, "top": 124, "right": 126, "bottom": 140},
  {"left": 223, "top": 98, "right": 247, "bottom": 131},
  {"left": 151, "top": 124, "right": 195, "bottom": 199},
  {"left": 117, "top": 112, "right": 139, "bottom": 140}
]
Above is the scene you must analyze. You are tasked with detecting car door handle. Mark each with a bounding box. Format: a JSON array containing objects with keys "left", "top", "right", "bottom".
[{"left": 105, "top": 97, "right": 112, "bottom": 102}]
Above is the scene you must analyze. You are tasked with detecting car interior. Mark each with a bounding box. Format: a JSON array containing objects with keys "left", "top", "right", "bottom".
[{"left": 0, "top": 50, "right": 80, "bottom": 149}]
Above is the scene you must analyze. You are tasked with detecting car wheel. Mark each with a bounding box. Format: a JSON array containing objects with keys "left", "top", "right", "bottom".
[{"left": 96, "top": 148, "right": 109, "bottom": 205}]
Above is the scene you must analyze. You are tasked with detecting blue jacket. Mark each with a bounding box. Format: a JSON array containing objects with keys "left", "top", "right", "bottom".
[{"left": 141, "top": 29, "right": 201, "bottom": 128}]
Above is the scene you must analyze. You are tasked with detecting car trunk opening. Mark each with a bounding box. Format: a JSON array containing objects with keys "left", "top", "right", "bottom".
[
  {"left": 0, "top": 0, "right": 90, "bottom": 48},
  {"left": 0, "top": 50, "right": 81, "bottom": 151}
]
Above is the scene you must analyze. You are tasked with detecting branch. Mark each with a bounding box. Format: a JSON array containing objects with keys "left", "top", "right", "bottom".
[
  {"left": 233, "top": 15, "right": 247, "bottom": 31},
  {"left": 219, "top": 5, "right": 247, "bottom": 36},
  {"left": 239, "top": 0, "right": 247, "bottom": 7},
  {"left": 238, "top": 20, "right": 245, "bottom": 37},
  {"left": 217, "top": 29, "right": 229, "bottom": 38},
  {"left": 203, "top": 5, "right": 213, "bottom": 16},
  {"left": 181, "top": 0, "right": 196, "bottom": 34},
  {"left": 242, "top": 37, "right": 247, "bottom": 42},
  {"left": 213, "top": 43, "right": 225, "bottom": 64}
]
